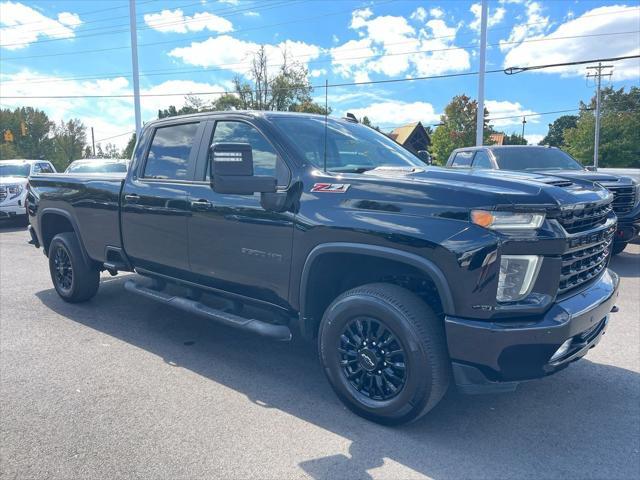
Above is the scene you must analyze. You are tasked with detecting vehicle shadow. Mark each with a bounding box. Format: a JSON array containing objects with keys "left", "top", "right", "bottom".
[
  {"left": 609, "top": 249, "right": 640, "bottom": 278},
  {"left": 35, "top": 277, "right": 640, "bottom": 480},
  {"left": 0, "top": 219, "right": 28, "bottom": 233}
]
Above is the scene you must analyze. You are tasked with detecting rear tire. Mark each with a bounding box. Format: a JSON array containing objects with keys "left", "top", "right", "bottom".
[
  {"left": 612, "top": 242, "right": 627, "bottom": 255},
  {"left": 318, "top": 283, "right": 450, "bottom": 425},
  {"left": 48, "top": 232, "right": 99, "bottom": 303}
]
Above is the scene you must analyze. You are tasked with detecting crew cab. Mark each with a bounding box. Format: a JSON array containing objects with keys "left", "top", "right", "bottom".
[
  {"left": 1, "top": 159, "right": 56, "bottom": 220},
  {"left": 27, "top": 112, "right": 620, "bottom": 424},
  {"left": 446, "top": 145, "right": 640, "bottom": 254}
]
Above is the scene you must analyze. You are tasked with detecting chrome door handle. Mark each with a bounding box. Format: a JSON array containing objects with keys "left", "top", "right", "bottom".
[
  {"left": 124, "top": 194, "right": 140, "bottom": 201},
  {"left": 191, "top": 199, "right": 212, "bottom": 211}
]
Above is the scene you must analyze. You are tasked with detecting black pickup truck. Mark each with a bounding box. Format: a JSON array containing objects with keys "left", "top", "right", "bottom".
[
  {"left": 446, "top": 145, "right": 640, "bottom": 254},
  {"left": 27, "top": 112, "right": 620, "bottom": 424}
]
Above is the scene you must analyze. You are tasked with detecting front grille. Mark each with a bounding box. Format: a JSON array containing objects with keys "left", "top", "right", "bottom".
[
  {"left": 558, "top": 224, "right": 615, "bottom": 295},
  {"left": 555, "top": 202, "right": 612, "bottom": 234},
  {"left": 0, "top": 186, "right": 6, "bottom": 203},
  {"left": 607, "top": 185, "right": 636, "bottom": 215}
]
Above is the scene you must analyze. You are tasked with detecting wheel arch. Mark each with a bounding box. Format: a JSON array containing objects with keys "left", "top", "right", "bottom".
[
  {"left": 297, "top": 243, "right": 455, "bottom": 340},
  {"left": 39, "top": 208, "right": 90, "bottom": 265}
]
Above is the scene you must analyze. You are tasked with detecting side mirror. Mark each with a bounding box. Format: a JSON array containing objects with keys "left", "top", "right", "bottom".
[
  {"left": 416, "top": 150, "right": 432, "bottom": 165},
  {"left": 210, "top": 143, "right": 276, "bottom": 195},
  {"left": 585, "top": 165, "right": 596, "bottom": 171}
]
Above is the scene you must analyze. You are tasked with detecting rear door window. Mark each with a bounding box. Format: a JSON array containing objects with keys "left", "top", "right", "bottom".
[
  {"left": 472, "top": 151, "right": 493, "bottom": 169},
  {"left": 144, "top": 122, "right": 199, "bottom": 180},
  {"left": 451, "top": 151, "right": 474, "bottom": 167}
]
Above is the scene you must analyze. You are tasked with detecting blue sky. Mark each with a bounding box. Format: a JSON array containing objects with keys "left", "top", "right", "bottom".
[{"left": 1, "top": 0, "right": 639, "bottom": 149}]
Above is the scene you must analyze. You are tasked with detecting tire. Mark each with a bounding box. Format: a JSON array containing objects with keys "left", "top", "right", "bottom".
[
  {"left": 318, "top": 283, "right": 450, "bottom": 425},
  {"left": 48, "top": 232, "right": 100, "bottom": 303},
  {"left": 612, "top": 242, "right": 627, "bottom": 255}
]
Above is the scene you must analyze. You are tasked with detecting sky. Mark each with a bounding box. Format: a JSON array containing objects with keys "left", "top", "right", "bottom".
[{"left": 0, "top": 0, "right": 639, "bottom": 150}]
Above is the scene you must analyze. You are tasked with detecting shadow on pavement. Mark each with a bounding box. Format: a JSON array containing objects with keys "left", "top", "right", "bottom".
[
  {"left": 609, "top": 249, "right": 640, "bottom": 278},
  {"left": 36, "top": 276, "right": 640, "bottom": 479},
  {"left": 0, "top": 219, "right": 28, "bottom": 233}
]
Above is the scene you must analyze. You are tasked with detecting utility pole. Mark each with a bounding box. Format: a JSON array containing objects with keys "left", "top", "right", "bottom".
[
  {"left": 129, "top": 0, "right": 142, "bottom": 137},
  {"left": 586, "top": 62, "right": 613, "bottom": 170},
  {"left": 475, "top": 0, "right": 488, "bottom": 146},
  {"left": 91, "top": 127, "right": 95, "bottom": 157},
  {"left": 521, "top": 117, "right": 527, "bottom": 142}
]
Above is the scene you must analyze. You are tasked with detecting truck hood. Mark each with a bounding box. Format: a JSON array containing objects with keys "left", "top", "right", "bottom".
[
  {"left": 528, "top": 169, "right": 636, "bottom": 186},
  {"left": 358, "top": 166, "right": 612, "bottom": 208},
  {"left": 0, "top": 176, "right": 29, "bottom": 186}
]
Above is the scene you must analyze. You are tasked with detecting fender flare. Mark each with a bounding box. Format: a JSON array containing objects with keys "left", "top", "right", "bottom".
[
  {"left": 39, "top": 207, "right": 91, "bottom": 266},
  {"left": 298, "top": 242, "right": 456, "bottom": 328}
]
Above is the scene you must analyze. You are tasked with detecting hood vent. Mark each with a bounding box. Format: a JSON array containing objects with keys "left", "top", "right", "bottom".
[{"left": 545, "top": 179, "right": 574, "bottom": 188}]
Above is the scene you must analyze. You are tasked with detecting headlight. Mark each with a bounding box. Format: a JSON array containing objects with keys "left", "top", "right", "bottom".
[
  {"left": 7, "top": 184, "right": 23, "bottom": 199},
  {"left": 471, "top": 210, "right": 545, "bottom": 230},
  {"left": 497, "top": 255, "right": 542, "bottom": 302}
]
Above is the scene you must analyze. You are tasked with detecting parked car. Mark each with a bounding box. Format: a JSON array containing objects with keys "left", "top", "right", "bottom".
[
  {"left": 27, "top": 112, "right": 619, "bottom": 424},
  {"left": 446, "top": 145, "right": 640, "bottom": 254},
  {"left": 1, "top": 159, "right": 56, "bottom": 220},
  {"left": 65, "top": 159, "right": 129, "bottom": 174}
]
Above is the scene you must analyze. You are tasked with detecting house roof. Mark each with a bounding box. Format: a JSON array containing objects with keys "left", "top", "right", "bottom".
[
  {"left": 489, "top": 133, "right": 505, "bottom": 145},
  {"left": 389, "top": 122, "right": 420, "bottom": 145}
]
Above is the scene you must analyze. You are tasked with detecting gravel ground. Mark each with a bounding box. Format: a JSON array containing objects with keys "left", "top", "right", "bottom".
[{"left": 1, "top": 222, "right": 639, "bottom": 480}]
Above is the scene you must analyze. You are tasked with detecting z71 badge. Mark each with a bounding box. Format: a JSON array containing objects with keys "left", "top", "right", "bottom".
[{"left": 311, "top": 183, "right": 351, "bottom": 193}]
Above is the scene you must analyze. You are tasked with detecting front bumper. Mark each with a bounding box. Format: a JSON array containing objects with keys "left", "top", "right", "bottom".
[
  {"left": 615, "top": 206, "right": 640, "bottom": 243},
  {"left": 445, "top": 268, "right": 619, "bottom": 394},
  {"left": 0, "top": 203, "right": 27, "bottom": 218}
]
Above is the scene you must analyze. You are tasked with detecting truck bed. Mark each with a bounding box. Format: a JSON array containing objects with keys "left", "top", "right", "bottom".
[{"left": 28, "top": 173, "right": 125, "bottom": 262}]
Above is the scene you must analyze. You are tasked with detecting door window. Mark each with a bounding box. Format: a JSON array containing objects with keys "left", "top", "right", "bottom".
[
  {"left": 144, "top": 122, "right": 199, "bottom": 180},
  {"left": 472, "top": 151, "right": 493, "bottom": 169},
  {"left": 210, "top": 121, "right": 284, "bottom": 182},
  {"left": 451, "top": 151, "right": 474, "bottom": 167},
  {"left": 33, "top": 163, "right": 54, "bottom": 174}
]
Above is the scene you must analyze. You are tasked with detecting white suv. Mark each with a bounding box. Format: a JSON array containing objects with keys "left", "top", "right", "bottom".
[{"left": 1, "top": 159, "right": 56, "bottom": 220}]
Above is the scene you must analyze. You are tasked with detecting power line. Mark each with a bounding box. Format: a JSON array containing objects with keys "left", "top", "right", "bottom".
[
  {"left": 505, "top": 54, "right": 640, "bottom": 74},
  {"left": 3, "top": 30, "right": 638, "bottom": 86},
  {"left": 2, "top": 56, "right": 638, "bottom": 100}
]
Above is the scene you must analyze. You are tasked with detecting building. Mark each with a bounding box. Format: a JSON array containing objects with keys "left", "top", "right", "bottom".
[
  {"left": 489, "top": 132, "right": 505, "bottom": 145},
  {"left": 387, "top": 122, "right": 431, "bottom": 155}
]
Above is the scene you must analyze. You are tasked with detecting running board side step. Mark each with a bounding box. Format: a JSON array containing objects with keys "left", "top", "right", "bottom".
[{"left": 124, "top": 280, "right": 292, "bottom": 341}]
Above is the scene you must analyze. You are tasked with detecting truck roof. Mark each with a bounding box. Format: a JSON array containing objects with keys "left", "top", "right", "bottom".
[{"left": 147, "top": 110, "right": 348, "bottom": 128}]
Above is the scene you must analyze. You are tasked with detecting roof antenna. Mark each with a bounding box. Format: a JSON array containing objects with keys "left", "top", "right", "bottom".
[{"left": 323, "top": 78, "right": 328, "bottom": 173}]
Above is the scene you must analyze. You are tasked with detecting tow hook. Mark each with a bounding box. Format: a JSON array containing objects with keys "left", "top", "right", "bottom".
[{"left": 610, "top": 305, "right": 619, "bottom": 313}]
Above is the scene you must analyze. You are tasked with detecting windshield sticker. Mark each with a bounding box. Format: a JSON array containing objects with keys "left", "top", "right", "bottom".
[{"left": 311, "top": 183, "right": 351, "bottom": 193}]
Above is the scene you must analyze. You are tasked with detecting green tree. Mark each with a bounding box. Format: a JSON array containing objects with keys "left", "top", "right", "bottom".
[
  {"left": 502, "top": 132, "right": 528, "bottom": 145},
  {"left": 0, "top": 142, "right": 18, "bottom": 160},
  {"left": 232, "top": 46, "right": 329, "bottom": 114},
  {"left": 431, "top": 95, "right": 493, "bottom": 164},
  {"left": 0, "top": 107, "right": 54, "bottom": 159},
  {"left": 564, "top": 87, "right": 640, "bottom": 167},
  {"left": 541, "top": 115, "right": 578, "bottom": 147},
  {"left": 52, "top": 119, "right": 87, "bottom": 170}
]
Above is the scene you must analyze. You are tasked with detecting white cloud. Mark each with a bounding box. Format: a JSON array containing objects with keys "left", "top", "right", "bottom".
[
  {"left": 499, "top": 1, "right": 549, "bottom": 51},
  {"left": 0, "top": 1, "right": 83, "bottom": 50},
  {"left": 332, "top": 8, "right": 470, "bottom": 80},
  {"left": 410, "top": 7, "right": 427, "bottom": 22},
  {"left": 243, "top": 11, "right": 260, "bottom": 17},
  {"left": 169, "top": 35, "right": 321, "bottom": 78},
  {"left": 430, "top": 8, "right": 445, "bottom": 19},
  {"left": 501, "top": 5, "right": 640, "bottom": 80},
  {"left": 0, "top": 70, "right": 228, "bottom": 149},
  {"left": 469, "top": 3, "right": 506, "bottom": 32},
  {"left": 485, "top": 100, "right": 537, "bottom": 127},
  {"left": 525, "top": 134, "right": 544, "bottom": 145},
  {"left": 219, "top": 0, "right": 239, "bottom": 4},
  {"left": 344, "top": 101, "right": 440, "bottom": 128},
  {"left": 143, "top": 8, "right": 233, "bottom": 34}
]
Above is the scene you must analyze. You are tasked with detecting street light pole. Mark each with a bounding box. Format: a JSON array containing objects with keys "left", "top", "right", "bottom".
[
  {"left": 129, "top": 0, "right": 142, "bottom": 137},
  {"left": 475, "top": 0, "right": 488, "bottom": 146},
  {"left": 521, "top": 116, "right": 527, "bottom": 142}
]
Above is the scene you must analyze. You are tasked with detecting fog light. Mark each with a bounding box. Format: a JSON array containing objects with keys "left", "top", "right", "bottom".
[
  {"left": 550, "top": 338, "right": 573, "bottom": 362},
  {"left": 496, "top": 255, "right": 542, "bottom": 302}
]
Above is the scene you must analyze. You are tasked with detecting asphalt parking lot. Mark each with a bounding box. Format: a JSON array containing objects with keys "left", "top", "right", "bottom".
[{"left": 1, "top": 222, "right": 639, "bottom": 480}]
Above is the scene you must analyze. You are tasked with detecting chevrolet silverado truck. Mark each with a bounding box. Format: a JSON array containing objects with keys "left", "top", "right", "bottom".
[
  {"left": 27, "top": 112, "right": 620, "bottom": 424},
  {"left": 446, "top": 145, "right": 640, "bottom": 254}
]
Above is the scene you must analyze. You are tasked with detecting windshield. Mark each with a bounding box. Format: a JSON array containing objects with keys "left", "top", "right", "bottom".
[
  {"left": 271, "top": 116, "right": 423, "bottom": 173},
  {"left": 66, "top": 162, "right": 127, "bottom": 173},
  {"left": 0, "top": 163, "right": 30, "bottom": 177},
  {"left": 492, "top": 147, "right": 584, "bottom": 171}
]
